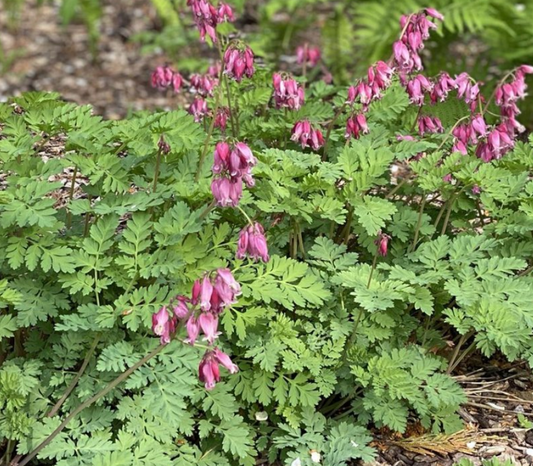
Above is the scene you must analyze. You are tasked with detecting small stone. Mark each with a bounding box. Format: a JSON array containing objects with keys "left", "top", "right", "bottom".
[{"left": 255, "top": 411, "right": 268, "bottom": 421}]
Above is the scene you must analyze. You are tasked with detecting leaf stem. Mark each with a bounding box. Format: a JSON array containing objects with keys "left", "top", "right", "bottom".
[
  {"left": 440, "top": 193, "right": 457, "bottom": 236},
  {"left": 46, "top": 334, "right": 100, "bottom": 418},
  {"left": 15, "top": 343, "right": 166, "bottom": 466},
  {"left": 447, "top": 331, "right": 474, "bottom": 374},
  {"left": 195, "top": 62, "right": 224, "bottom": 182},
  {"left": 152, "top": 146, "right": 163, "bottom": 193},
  {"left": 409, "top": 197, "right": 426, "bottom": 252},
  {"left": 322, "top": 103, "right": 346, "bottom": 160},
  {"left": 65, "top": 165, "right": 78, "bottom": 229},
  {"left": 216, "top": 38, "right": 237, "bottom": 138}
]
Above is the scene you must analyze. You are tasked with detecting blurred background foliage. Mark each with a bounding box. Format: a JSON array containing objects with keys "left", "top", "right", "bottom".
[{"left": 2, "top": 0, "right": 533, "bottom": 125}]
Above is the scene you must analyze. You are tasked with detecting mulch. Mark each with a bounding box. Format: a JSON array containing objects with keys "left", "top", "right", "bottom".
[{"left": 0, "top": 0, "right": 177, "bottom": 118}]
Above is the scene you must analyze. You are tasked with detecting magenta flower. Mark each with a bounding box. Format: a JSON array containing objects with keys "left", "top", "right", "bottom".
[
  {"left": 425, "top": 8, "right": 444, "bottom": 21},
  {"left": 172, "top": 72, "right": 184, "bottom": 93},
  {"left": 191, "top": 279, "right": 201, "bottom": 306},
  {"left": 442, "top": 174, "right": 453, "bottom": 183},
  {"left": 417, "top": 115, "right": 443, "bottom": 135},
  {"left": 187, "top": 0, "right": 219, "bottom": 42},
  {"left": 188, "top": 97, "right": 209, "bottom": 122},
  {"left": 218, "top": 2, "right": 234, "bottom": 22},
  {"left": 190, "top": 73, "right": 218, "bottom": 96},
  {"left": 392, "top": 9, "right": 442, "bottom": 76},
  {"left": 272, "top": 73, "right": 305, "bottom": 110},
  {"left": 374, "top": 231, "right": 391, "bottom": 257},
  {"left": 214, "top": 348, "right": 238, "bottom": 373},
  {"left": 406, "top": 75, "right": 433, "bottom": 106},
  {"left": 198, "top": 312, "right": 219, "bottom": 344},
  {"left": 214, "top": 107, "right": 230, "bottom": 131},
  {"left": 200, "top": 275, "right": 214, "bottom": 312},
  {"left": 291, "top": 120, "right": 324, "bottom": 150},
  {"left": 207, "top": 62, "right": 221, "bottom": 77},
  {"left": 198, "top": 349, "right": 237, "bottom": 390},
  {"left": 198, "top": 351, "right": 220, "bottom": 390},
  {"left": 185, "top": 315, "right": 200, "bottom": 345},
  {"left": 472, "top": 185, "right": 481, "bottom": 195},
  {"left": 151, "top": 65, "right": 175, "bottom": 90},
  {"left": 173, "top": 296, "right": 190, "bottom": 320},
  {"left": 211, "top": 177, "right": 243, "bottom": 207},
  {"left": 212, "top": 142, "right": 231, "bottom": 174},
  {"left": 345, "top": 113, "right": 369, "bottom": 139},
  {"left": 216, "top": 268, "right": 242, "bottom": 295},
  {"left": 430, "top": 72, "right": 456, "bottom": 103},
  {"left": 211, "top": 141, "right": 256, "bottom": 208},
  {"left": 296, "top": 44, "right": 321, "bottom": 67},
  {"left": 224, "top": 43, "right": 255, "bottom": 82},
  {"left": 236, "top": 222, "right": 269, "bottom": 262},
  {"left": 152, "top": 307, "right": 176, "bottom": 344}
]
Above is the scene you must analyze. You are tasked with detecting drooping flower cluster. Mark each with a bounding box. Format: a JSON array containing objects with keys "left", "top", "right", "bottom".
[
  {"left": 448, "top": 66, "right": 532, "bottom": 161},
  {"left": 406, "top": 74, "right": 433, "bottom": 106},
  {"left": 190, "top": 73, "right": 219, "bottom": 96},
  {"left": 151, "top": 268, "right": 240, "bottom": 390},
  {"left": 187, "top": 0, "right": 233, "bottom": 43},
  {"left": 296, "top": 44, "right": 321, "bottom": 67},
  {"left": 417, "top": 115, "right": 443, "bottom": 135},
  {"left": 237, "top": 222, "right": 269, "bottom": 262},
  {"left": 199, "top": 348, "right": 238, "bottom": 390},
  {"left": 345, "top": 113, "right": 369, "bottom": 139},
  {"left": 347, "top": 60, "right": 394, "bottom": 109},
  {"left": 186, "top": 268, "right": 241, "bottom": 343},
  {"left": 496, "top": 65, "right": 533, "bottom": 134},
  {"left": 393, "top": 9, "right": 444, "bottom": 77},
  {"left": 151, "top": 65, "right": 183, "bottom": 93},
  {"left": 345, "top": 60, "right": 394, "bottom": 139},
  {"left": 430, "top": 72, "right": 457, "bottom": 103},
  {"left": 188, "top": 97, "right": 209, "bottom": 122},
  {"left": 224, "top": 43, "right": 255, "bottom": 82},
  {"left": 214, "top": 106, "right": 231, "bottom": 131},
  {"left": 211, "top": 141, "right": 256, "bottom": 207},
  {"left": 291, "top": 120, "right": 324, "bottom": 150},
  {"left": 272, "top": 73, "right": 305, "bottom": 110},
  {"left": 454, "top": 72, "right": 481, "bottom": 112}
]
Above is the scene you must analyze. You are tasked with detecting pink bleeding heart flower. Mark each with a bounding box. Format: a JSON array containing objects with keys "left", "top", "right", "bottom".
[
  {"left": 374, "top": 231, "right": 391, "bottom": 257},
  {"left": 198, "top": 350, "right": 220, "bottom": 390},
  {"left": 224, "top": 43, "right": 255, "bottom": 82},
  {"left": 152, "top": 306, "right": 176, "bottom": 344},
  {"left": 218, "top": 2, "right": 234, "bottom": 22},
  {"left": 345, "top": 113, "right": 369, "bottom": 139},
  {"left": 173, "top": 296, "right": 190, "bottom": 320},
  {"left": 188, "top": 97, "right": 209, "bottom": 122},
  {"left": 296, "top": 44, "right": 321, "bottom": 67},
  {"left": 236, "top": 222, "right": 269, "bottom": 262},
  {"left": 200, "top": 274, "right": 214, "bottom": 312},
  {"left": 198, "top": 312, "right": 220, "bottom": 344},
  {"left": 214, "top": 348, "right": 238, "bottom": 373},
  {"left": 185, "top": 315, "right": 200, "bottom": 345},
  {"left": 272, "top": 73, "right": 305, "bottom": 110},
  {"left": 151, "top": 65, "right": 175, "bottom": 90}
]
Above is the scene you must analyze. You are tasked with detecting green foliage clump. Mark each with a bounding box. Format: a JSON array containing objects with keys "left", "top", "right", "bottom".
[{"left": 1, "top": 5, "right": 533, "bottom": 466}]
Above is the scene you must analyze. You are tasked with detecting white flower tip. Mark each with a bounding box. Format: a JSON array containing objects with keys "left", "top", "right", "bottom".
[
  {"left": 291, "top": 458, "right": 302, "bottom": 466},
  {"left": 310, "top": 450, "right": 321, "bottom": 463}
]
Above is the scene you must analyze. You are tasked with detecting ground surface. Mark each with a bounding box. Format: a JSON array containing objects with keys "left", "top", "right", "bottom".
[
  {"left": 0, "top": 0, "right": 176, "bottom": 118},
  {"left": 1, "top": 3, "right": 532, "bottom": 465}
]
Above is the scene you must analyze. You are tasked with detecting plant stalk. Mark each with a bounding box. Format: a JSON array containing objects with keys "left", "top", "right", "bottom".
[
  {"left": 46, "top": 335, "right": 100, "bottom": 418},
  {"left": 15, "top": 343, "right": 166, "bottom": 466}
]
